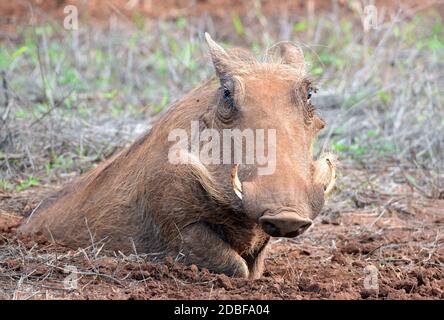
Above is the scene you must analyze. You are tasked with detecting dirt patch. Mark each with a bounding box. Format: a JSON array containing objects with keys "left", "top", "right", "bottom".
[
  {"left": 1, "top": 182, "right": 442, "bottom": 300},
  {"left": 1, "top": 0, "right": 442, "bottom": 25}
]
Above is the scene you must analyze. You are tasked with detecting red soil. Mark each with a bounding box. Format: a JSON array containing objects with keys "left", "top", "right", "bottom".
[
  {"left": 1, "top": 0, "right": 441, "bottom": 24},
  {"left": 1, "top": 186, "right": 442, "bottom": 300}
]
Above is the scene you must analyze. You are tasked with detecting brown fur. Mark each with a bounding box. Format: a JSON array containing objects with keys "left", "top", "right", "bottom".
[{"left": 19, "top": 36, "right": 335, "bottom": 279}]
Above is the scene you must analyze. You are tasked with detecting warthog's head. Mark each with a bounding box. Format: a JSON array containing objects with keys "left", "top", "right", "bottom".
[
  {"left": 187, "top": 34, "right": 336, "bottom": 238},
  {"left": 200, "top": 34, "right": 337, "bottom": 238}
]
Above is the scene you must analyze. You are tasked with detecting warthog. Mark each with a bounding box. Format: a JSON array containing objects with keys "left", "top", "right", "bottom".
[{"left": 20, "top": 34, "right": 336, "bottom": 279}]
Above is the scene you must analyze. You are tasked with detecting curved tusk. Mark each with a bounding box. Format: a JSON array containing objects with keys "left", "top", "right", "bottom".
[
  {"left": 231, "top": 164, "right": 243, "bottom": 200},
  {"left": 313, "top": 154, "right": 337, "bottom": 195},
  {"left": 323, "top": 158, "right": 336, "bottom": 194}
]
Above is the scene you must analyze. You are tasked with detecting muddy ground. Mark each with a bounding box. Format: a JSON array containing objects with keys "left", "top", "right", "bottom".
[{"left": 1, "top": 162, "right": 443, "bottom": 300}]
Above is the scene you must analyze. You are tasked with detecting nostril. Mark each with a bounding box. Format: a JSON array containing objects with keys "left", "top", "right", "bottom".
[
  {"left": 261, "top": 221, "right": 281, "bottom": 237},
  {"left": 300, "top": 220, "right": 312, "bottom": 230},
  {"left": 259, "top": 211, "right": 313, "bottom": 238},
  {"left": 283, "top": 220, "right": 312, "bottom": 238}
]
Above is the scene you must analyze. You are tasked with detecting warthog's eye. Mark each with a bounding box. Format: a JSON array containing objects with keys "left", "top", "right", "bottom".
[
  {"left": 299, "top": 80, "right": 318, "bottom": 125},
  {"left": 307, "top": 87, "right": 313, "bottom": 102},
  {"left": 307, "top": 85, "right": 318, "bottom": 103},
  {"left": 217, "top": 79, "right": 238, "bottom": 123},
  {"left": 223, "top": 86, "right": 235, "bottom": 109}
]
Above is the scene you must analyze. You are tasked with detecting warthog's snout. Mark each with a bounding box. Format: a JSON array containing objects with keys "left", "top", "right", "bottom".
[{"left": 259, "top": 209, "right": 313, "bottom": 238}]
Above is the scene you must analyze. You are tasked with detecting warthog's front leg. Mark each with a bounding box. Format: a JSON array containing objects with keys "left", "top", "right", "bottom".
[
  {"left": 178, "top": 223, "right": 249, "bottom": 278},
  {"left": 243, "top": 239, "right": 269, "bottom": 280}
]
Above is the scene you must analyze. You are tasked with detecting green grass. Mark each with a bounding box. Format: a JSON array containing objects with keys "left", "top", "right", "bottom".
[
  {"left": 232, "top": 14, "right": 245, "bottom": 36},
  {"left": 0, "top": 179, "right": 13, "bottom": 191},
  {"left": 15, "top": 176, "right": 40, "bottom": 192}
]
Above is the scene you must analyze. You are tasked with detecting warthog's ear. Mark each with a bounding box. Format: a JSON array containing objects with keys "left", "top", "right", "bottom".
[
  {"left": 267, "top": 42, "right": 306, "bottom": 74},
  {"left": 205, "top": 32, "right": 232, "bottom": 80}
]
